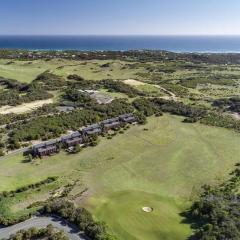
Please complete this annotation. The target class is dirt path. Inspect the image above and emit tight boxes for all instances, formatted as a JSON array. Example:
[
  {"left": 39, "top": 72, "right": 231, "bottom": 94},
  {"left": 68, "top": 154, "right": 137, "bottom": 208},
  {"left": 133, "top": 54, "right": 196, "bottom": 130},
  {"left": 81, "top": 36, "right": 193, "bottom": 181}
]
[
  {"left": 0, "top": 99, "right": 53, "bottom": 115},
  {"left": 153, "top": 85, "right": 177, "bottom": 101},
  {"left": 123, "top": 79, "right": 177, "bottom": 101}
]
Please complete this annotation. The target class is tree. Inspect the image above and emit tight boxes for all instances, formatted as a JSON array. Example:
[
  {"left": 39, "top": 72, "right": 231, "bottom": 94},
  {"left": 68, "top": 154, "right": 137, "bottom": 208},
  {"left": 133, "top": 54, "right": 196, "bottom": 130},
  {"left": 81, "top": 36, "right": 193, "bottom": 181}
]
[
  {"left": 74, "top": 144, "right": 81, "bottom": 153},
  {"left": 0, "top": 149, "right": 4, "bottom": 156},
  {"left": 27, "top": 154, "right": 32, "bottom": 162}
]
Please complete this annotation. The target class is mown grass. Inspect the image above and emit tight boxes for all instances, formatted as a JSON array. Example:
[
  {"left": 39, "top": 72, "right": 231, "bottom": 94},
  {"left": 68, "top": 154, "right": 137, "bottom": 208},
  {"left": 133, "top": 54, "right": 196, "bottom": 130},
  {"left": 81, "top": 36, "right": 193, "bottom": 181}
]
[
  {"left": 0, "top": 115, "right": 240, "bottom": 239},
  {"left": 93, "top": 191, "right": 190, "bottom": 240}
]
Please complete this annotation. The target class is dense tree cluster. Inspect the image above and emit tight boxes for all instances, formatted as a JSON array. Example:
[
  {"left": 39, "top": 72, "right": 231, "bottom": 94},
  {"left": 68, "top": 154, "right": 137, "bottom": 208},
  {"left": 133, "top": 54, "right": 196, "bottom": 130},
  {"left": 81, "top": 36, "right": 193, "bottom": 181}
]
[
  {"left": 9, "top": 110, "right": 99, "bottom": 142},
  {"left": 132, "top": 98, "right": 160, "bottom": 116},
  {"left": 0, "top": 76, "right": 27, "bottom": 90},
  {"left": 33, "top": 71, "right": 66, "bottom": 90},
  {"left": 101, "top": 79, "right": 144, "bottom": 98},
  {"left": 3, "top": 49, "right": 240, "bottom": 64},
  {"left": 67, "top": 74, "right": 85, "bottom": 81},
  {"left": 185, "top": 164, "right": 240, "bottom": 240},
  {"left": 0, "top": 87, "right": 52, "bottom": 107},
  {"left": 67, "top": 77, "right": 97, "bottom": 90},
  {"left": 213, "top": 97, "right": 240, "bottom": 113},
  {"left": 61, "top": 88, "right": 96, "bottom": 107},
  {"left": 6, "top": 225, "right": 68, "bottom": 240},
  {"left": 0, "top": 76, "right": 53, "bottom": 107},
  {"left": 6, "top": 93, "right": 240, "bottom": 150},
  {"left": 42, "top": 199, "right": 117, "bottom": 240},
  {"left": 0, "top": 104, "right": 58, "bottom": 126},
  {"left": 152, "top": 98, "right": 207, "bottom": 120},
  {"left": 180, "top": 74, "right": 236, "bottom": 88},
  {"left": 201, "top": 112, "right": 240, "bottom": 132},
  {"left": 9, "top": 99, "right": 134, "bottom": 144}
]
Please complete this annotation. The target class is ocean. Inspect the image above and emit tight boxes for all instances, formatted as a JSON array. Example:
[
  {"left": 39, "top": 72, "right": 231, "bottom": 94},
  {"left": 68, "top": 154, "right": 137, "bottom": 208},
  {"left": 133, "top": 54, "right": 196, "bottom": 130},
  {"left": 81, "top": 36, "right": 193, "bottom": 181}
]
[{"left": 1, "top": 35, "right": 240, "bottom": 53}]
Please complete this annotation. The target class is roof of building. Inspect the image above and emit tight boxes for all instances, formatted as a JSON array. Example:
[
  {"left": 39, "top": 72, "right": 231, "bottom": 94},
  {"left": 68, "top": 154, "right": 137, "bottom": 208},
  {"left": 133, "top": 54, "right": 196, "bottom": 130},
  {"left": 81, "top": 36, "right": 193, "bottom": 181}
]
[
  {"left": 61, "top": 131, "right": 81, "bottom": 141},
  {"left": 38, "top": 145, "right": 57, "bottom": 153},
  {"left": 66, "top": 137, "right": 82, "bottom": 144},
  {"left": 119, "top": 113, "right": 134, "bottom": 118},
  {"left": 101, "top": 117, "right": 120, "bottom": 124},
  {"left": 45, "top": 140, "right": 58, "bottom": 146},
  {"left": 104, "top": 122, "right": 120, "bottom": 128},
  {"left": 33, "top": 140, "right": 57, "bottom": 150},
  {"left": 84, "top": 128, "right": 102, "bottom": 135},
  {"left": 33, "top": 142, "right": 45, "bottom": 149},
  {"left": 57, "top": 106, "right": 75, "bottom": 112},
  {"left": 83, "top": 124, "right": 101, "bottom": 131}
]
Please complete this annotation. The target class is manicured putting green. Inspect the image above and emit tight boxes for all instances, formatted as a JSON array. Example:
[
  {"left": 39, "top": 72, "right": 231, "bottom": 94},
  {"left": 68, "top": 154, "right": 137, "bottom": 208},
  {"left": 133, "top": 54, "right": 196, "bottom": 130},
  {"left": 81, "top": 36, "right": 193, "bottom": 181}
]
[{"left": 93, "top": 191, "right": 191, "bottom": 240}]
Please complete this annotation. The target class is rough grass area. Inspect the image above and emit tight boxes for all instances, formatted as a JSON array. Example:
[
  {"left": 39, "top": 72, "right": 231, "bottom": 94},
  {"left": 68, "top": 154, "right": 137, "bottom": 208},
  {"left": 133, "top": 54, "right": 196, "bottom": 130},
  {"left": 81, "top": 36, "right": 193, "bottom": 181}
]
[
  {"left": 0, "top": 115, "right": 240, "bottom": 239},
  {"left": 0, "top": 59, "right": 146, "bottom": 83}
]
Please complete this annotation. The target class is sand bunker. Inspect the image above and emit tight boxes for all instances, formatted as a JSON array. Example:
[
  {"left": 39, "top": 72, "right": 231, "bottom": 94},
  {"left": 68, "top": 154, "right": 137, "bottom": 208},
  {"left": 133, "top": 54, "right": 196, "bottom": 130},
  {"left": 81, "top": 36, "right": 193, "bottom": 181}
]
[
  {"left": 142, "top": 207, "right": 153, "bottom": 213},
  {"left": 124, "top": 79, "right": 145, "bottom": 86}
]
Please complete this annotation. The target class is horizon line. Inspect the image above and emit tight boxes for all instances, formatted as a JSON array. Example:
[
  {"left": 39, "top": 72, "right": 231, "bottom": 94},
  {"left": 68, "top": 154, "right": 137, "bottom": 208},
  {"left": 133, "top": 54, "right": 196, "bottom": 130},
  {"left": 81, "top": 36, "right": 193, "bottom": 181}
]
[{"left": 1, "top": 34, "right": 240, "bottom": 37}]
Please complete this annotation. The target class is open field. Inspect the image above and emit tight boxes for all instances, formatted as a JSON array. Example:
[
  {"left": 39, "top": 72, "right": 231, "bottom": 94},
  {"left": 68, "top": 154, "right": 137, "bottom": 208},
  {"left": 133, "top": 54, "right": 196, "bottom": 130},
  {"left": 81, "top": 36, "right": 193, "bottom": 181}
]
[
  {"left": 0, "top": 59, "right": 147, "bottom": 83},
  {"left": 0, "top": 115, "right": 240, "bottom": 239},
  {"left": 1, "top": 58, "right": 240, "bottom": 105}
]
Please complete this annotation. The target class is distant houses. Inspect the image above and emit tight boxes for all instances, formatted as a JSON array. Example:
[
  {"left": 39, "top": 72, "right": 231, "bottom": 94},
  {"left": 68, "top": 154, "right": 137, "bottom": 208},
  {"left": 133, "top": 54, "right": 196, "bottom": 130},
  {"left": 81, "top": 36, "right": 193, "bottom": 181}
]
[{"left": 31, "top": 113, "right": 136, "bottom": 158}]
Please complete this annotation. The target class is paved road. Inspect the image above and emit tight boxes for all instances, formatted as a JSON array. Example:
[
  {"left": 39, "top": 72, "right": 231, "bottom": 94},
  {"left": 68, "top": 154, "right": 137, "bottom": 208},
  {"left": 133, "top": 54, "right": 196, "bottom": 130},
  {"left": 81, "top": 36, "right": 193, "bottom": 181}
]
[{"left": 0, "top": 216, "right": 88, "bottom": 240}]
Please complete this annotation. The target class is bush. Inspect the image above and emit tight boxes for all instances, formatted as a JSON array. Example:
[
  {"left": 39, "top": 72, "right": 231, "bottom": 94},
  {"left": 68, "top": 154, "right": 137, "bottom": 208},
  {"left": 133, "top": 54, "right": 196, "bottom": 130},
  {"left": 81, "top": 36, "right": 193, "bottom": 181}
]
[
  {"left": 42, "top": 199, "right": 117, "bottom": 240},
  {"left": 184, "top": 164, "right": 240, "bottom": 239}
]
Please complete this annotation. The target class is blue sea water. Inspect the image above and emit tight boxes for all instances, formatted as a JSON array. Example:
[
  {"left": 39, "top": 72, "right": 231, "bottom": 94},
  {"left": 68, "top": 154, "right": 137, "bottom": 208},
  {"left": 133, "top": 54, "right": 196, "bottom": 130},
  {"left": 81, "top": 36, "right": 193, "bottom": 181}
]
[{"left": 1, "top": 35, "right": 240, "bottom": 53}]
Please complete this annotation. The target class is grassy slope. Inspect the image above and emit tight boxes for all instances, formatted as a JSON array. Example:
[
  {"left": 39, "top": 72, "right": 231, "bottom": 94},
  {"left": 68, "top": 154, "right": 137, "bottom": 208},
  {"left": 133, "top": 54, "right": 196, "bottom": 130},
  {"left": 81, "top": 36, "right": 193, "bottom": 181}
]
[
  {"left": 0, "top": 59, "right": 54, "bottom": 83},
  {"left": 0, "top": 115, "right": 240, "bottom": 239},
  {"left": 84, "top": 116, "right": 240, "bottom": 240},
  {"left": 0, "top": 59, "right": 145, "bottom": 83}
]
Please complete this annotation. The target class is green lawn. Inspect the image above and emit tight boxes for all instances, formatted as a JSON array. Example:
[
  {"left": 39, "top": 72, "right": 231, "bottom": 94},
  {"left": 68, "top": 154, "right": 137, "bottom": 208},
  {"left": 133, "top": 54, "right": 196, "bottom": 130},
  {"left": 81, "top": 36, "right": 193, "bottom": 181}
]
[
  {"left": 0, "top": 115, "right": 240, "bottom": 240},
  {"left": 0, "top": 59, "right": 55, "bottom": 83}
]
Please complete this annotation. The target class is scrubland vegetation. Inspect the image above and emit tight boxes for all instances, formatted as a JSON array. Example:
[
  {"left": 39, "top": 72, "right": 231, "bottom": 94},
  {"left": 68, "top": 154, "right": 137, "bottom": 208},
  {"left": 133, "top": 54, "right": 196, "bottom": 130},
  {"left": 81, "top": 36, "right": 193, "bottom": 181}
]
[{"left": 0, "top": 50, "right": 240, "bottom": 240}]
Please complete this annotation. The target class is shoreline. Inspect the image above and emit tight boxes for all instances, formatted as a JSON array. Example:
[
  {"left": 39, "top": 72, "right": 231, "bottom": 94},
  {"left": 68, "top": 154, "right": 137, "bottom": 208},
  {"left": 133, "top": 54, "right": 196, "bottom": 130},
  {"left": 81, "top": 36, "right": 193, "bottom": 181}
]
[{"left": 2, "top": 35, "right": 240, "bottom": 53}]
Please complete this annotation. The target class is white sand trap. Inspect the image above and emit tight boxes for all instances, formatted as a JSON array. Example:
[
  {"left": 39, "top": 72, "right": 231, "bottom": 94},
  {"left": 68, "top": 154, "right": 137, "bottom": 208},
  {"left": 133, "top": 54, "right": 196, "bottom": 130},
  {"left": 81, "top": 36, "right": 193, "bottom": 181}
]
[
  {"left": 124, "top": 79, "right": 146, "bottom": 86},
  {"left": 0, "top": 99, "right": 53, "bottom": 114},
  {"left": 142, "top": 207, "right": 153, "bottom": 213}
]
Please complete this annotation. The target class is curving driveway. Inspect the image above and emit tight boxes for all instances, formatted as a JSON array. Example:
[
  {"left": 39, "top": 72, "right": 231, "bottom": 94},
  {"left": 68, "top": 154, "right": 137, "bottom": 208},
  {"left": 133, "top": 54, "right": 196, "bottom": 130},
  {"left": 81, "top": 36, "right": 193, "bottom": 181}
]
[{"left": 0, "top": 216, "right": 88, "bottom": 240}]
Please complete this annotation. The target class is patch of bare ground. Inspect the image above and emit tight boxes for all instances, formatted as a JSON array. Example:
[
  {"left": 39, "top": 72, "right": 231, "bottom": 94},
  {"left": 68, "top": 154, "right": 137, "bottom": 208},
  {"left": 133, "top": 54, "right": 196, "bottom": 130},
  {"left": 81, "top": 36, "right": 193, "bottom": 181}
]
[
  {"left": 123, "top": 79, "right": 145, "bottom": 86},
  {"left": 153, "top": 85, "right": 178, "bottom": 101},
  {"left": 227, "top": 112, "right": 240, "bottom": 120},
  {"left": 0, "top": 99, "right": 53, "bottom": 114},
  {"left": 123, "top": 78, "right": 178, "bottom": 101}
]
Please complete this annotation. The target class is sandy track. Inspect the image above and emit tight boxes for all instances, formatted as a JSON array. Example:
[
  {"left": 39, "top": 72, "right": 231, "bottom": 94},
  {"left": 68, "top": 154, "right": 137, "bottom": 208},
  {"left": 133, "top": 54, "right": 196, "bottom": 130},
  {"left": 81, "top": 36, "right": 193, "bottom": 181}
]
[
  {"left": 123, "top": 79, "right": 145, "bottom": 86},
  {"left": 0, "top": 99, "right": 53, "bottom": 114},
  {"left": 123, "top": 79, "right": 177, "bottom": 100}
]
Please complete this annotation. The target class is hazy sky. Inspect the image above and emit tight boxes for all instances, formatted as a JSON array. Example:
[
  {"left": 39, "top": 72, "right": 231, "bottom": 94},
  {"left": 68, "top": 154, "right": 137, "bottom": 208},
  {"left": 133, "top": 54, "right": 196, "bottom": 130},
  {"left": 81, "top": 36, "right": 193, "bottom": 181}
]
[{"left": 1, "top": 0, "right": 240, "bottom": 35}]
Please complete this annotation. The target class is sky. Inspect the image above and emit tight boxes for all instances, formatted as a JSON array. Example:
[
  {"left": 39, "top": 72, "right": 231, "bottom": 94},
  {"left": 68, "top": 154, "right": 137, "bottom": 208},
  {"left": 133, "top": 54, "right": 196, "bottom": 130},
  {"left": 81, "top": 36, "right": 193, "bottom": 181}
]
[{"left": 1, "top": 0, "right": 240, "bottom": 35}]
